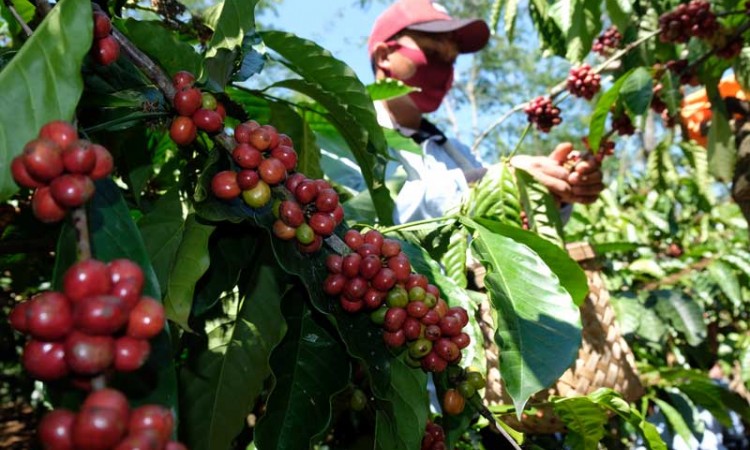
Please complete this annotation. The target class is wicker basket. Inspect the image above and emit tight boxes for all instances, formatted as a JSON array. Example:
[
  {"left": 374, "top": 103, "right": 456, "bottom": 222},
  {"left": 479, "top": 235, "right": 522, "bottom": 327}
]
[{"left": 475, "top": 242, "right": 644, "bottom": 433}]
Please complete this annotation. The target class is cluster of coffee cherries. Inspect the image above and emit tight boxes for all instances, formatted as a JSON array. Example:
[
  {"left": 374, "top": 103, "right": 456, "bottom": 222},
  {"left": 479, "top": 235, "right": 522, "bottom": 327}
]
[
  {"left": 272, "top": 174, "right": 344, "bottom": 253},
  {"left": 566, "top": 64, "right": 601, "bottom": 100},
  {"left": 420, "top": 421, "right": 446, "bottom": 450},
  {"left": 592, "top": 25, "right": 621, "bottom": 57},
  {"left": 38, "top": 388, "right": 187, "bottom": 450},
  {"left": 9, "top": 258, "right": 164, "bottom": 382},
  {"left": 650, "top": 84, "right": 677, "bottom": 127},
  {"left": 658, "top": 0, "right": 718, "bottom": 44},
  {"left": 442, "top": 366, "right": 486, "bottom": 416},
  {"left": 665, "top": 59, "right": 700, "bottom": 86},
  {"left": 709, "top": 28, "right": 744, "bottom": 60},
  {"left": 92, "top": 11, "right": 120, "bottom": 66},
  {"left": 611, "top": 112, "right": 635, "bottom": 136},
  {"left": 580, "top": 137, "right": 615, "bottom": 164},
  {"left": 525, "top": 96, "right": 562, "bottom": 133},
  {"left": 10, "top": 121, "right": 113, "bottom": 223},
  {"left": 211, "top": 121, "right": 298, "bottom": 211},
  {"left": 323, "top": 229, "right": 471, "bottom": 373},
  {"left": 169, "top": 71, "right": 226, "bottom": 146}
]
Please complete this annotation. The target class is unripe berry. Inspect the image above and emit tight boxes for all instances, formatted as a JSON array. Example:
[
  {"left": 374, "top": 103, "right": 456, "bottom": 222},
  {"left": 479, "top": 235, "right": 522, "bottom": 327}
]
[
  {"left": 241, "top": 180, "right": 271, "bottom": 208},
  {"left": 201, "top": 92, "right": 217, "bottom": 110}
]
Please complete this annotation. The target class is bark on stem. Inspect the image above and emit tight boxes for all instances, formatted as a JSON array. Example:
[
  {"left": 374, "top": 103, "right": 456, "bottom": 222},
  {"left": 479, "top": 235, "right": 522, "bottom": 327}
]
[{"left": 72, "top": 207, "right": 92, "bottom": 261}]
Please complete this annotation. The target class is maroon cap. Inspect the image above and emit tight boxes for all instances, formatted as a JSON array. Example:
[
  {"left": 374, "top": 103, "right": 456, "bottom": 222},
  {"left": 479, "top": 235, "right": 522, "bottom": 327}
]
[{"left": 367, "top": 0, "right": 491, "bottom": 57}]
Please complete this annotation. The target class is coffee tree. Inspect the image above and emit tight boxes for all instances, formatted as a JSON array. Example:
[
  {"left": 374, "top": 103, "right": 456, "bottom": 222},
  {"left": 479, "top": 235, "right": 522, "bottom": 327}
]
[{"left": 1, "top": 0, "right": 749, "bottom": 449}]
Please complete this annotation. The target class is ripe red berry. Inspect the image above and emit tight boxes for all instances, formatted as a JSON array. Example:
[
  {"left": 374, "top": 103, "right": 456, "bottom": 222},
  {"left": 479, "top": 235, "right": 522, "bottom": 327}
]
[
  {"left": 525, "top": 96, "right": 562, "bottom": 133},
  {"left": 216, "top": 102, "right": 226, "bottom": 119},
  {"left": 50, "top": 174, "right": 95, "bottom": 208},
  {"left": 371, "top": 268, "right": 396, "bottom": 291},
  {"left": 421, "top": 309, "right": 440, "bottom": 326},
  {"left": 173, "top": 88, "right": 202, "bottom": 117},
  {"left": 442, "top": 389, "right": 465, "bottom": 414},
  {"left": 128, "top": 405, "right": 174, "bottom": 445},
  {"left": 172, "top": 71, "right": 195, "bottom": 90},
  {"left": 63, "top": 259, "right": 112, "bottom": 303},
  {"left": 567, "top": 64, "right": 601, "bottom": 100},
  {"left": 169, "top": 116, "right": 197, "bottom": 146},
  {"left": 93, "top": 12, "right": 112, "bottom": 39},
  {"left": 424, "top": 324, "right": 441, "bottom": 341},
  {"left": 434, "top": 338, "right": 460, "bottom": 362},
  {"left": 87, "top": 144, "right": 113, "bottom": 180},
  {"left": 10, "top": 156, "right": 44, "bottom": 188},
  {"left": 364, "top": 230, "right": 384, "bottom": 249},
  {"left": 261, "top": 125, "right": 280, "bottom": 148},
  {"left": 438, "top": 315, "right": 462, "bottom": 337},
  {"left": 323, "top": 273, "right": 347, "bottom": 296},
  {"left": 592, "top": 25, "right": 621, "bottom": 56},
  {"left": 232, "top": 143, "right": 263, "bottom": 169},
  {"left": 126, "top": 297, "right": 165, "bottom": 339},
  {"left": 110, "top": 279, "right": 141, "bottom": 312},
  {"left": 270, "top": 145, "right": 298, "bottom": 171},
  {"left": 357, "top": 243, "right": 379, "bottom": 258},
  {"left": 248, "top": 127, "right": 272, "bottom": 151},
  {"left": 237, "top": 169, "right": 260, "bottom": 190},
  {"left": 341, "top": 253, "right": 362, "bottom": 278},
  {"left": 309, "top": 212, "right": 335, "bottom": 236},
  {"left": 165, "top": 441, "right": 189, "bottom": 450},
  {"left": 272, "top": 219, "right": 297, "bottom": 240},
  {"left": 406, "top": 274, "right": 429, "bottom": 291},
  {"left": 27, "top": 292, "right": 73, "bottom": 341},
  {"left": 382, "top": 329, "right": 406, "bottom": 348},
  {"left": 343, "top": 277, "right": 368, "bottom": 299},
  {"left": 23, "top": 138, "right": 63, "bottom": 182},
  {"left": 381, "top": 239, "right": 401, "bottom": 258},
  {"left": 39, "top": 409, "right": 76, "bottom": 450},
  {"left": 23, "top": 340, "right": 68, "bottom": 381},
  {"left": 421, "top": 350, "right": 448, "bottom": 373},
  {"left": 234, "top": 121, "right": 260, "bottom": 144},
  {"left": 211, "top": 170, "right": 240, "bottom": 200},
  {"left": 258, "top": 157, "right": 287, "bottom": 185},
  {"left": 65, "top": 331, "right": 115, "bottom": 375},
  {"left": 297, "top": 234, "right": 323, "bottom": 253},
  {"left": 108, "top": 259, "right": 144, "bottom": 291},
  {"left": 39, "top": 121, "right": 78, "bottom": 149},
  {"left": 452, "top": 332, "right": 470, "bottom": 349},
  {"left": 358, "top": 254, "right": 381, "bottom": 280},
  {"left": 315, "top": 188, "right": 339, "bottom": 213},
  {"left": 62, "top": 140, "right": 97, "bottom": 174},
  {"left": 285, "top": 173, "right": 306, "bottom": 193},
  {"left": 402, "top": 317, "right": 423, "bottom": 340},
  {"left": 114, "top": 431, "right": 162, "bottom": 450},
  {"left": 294, "top": 180, "right": 319, "bottom": 204},
  {"left": 72, "top": 407, "right": 127, "bottom": 450},
  {"left": 192, "top": 109, "right": 223, "bottom": 133},
  {"left": 407, "top": 301, "right": 429, "bottom": 319},
  {"left": 114, "top": 336, "right": 151, "bottom": 372},
  {"left": 388, "top": 253, "right": 411, "bottom": 281},
  {"left": 363, "top": 288, "right": 386, "bottom": 309},
  {"left": 94, "top": 36, "right": 120, "bottom": 66},
  {"left": 9, "top": 301, "right": 30, "bottom": 333},
  {"left": 279, "top": 200, "right": 304, "bottom": 227},
  {"left": 384, "top": 307, "right": 407, "bottom": 332},
  {"left": 82, "top": 389, "right": 130, "bottom": 423},
  {"left": 74, "top": 295, "right": 129, "bottom": 335},
  {"left": 447, "top": 307, "right": 469, "bottom": 327},
  {"left": 325, "top": 254, "right": 343, "bottom": 273},
  {"left": 32, "top": 187, "right": 67, "bottom": 223}
]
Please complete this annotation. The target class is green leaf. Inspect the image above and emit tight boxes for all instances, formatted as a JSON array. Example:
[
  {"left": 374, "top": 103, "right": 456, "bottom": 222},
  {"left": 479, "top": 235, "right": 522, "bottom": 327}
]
[
  {"left": 267, "top": 99, "right": 323, "bottom": 180},
  {"left": 467, "top": 162, "right": 522, "bottom": 226},
  {"left": 652, "top": 398, "right": 694, "bottom": 446},
  {"left": 440, "top": 225, "right": 469, "bottom": 289},
  {"left": 205, "top": 0, "right": 258, "bottom": 59},
  {"left": 620, "top": 67, "right": 653, "bottom": 115},
  {"left": 260, "top": 30, "right": 393, "bottom": 224},
  {"left": 528, "top": 0, "right": 567, "bottom": 58},
  {"left": 705, "top": 84, "right": 736, "bottom": 181},
  {"left": 0, "top": 0, "right": 91, "bottom": 201},
  {"left": 514, "top": 169, "right": 565, "bottom": 247},
  {"left": 670, "top": 373, "right": 749, "bottom": 427},
  {"left": 366, "top": 78, "right": 418, "bottom": 101},
  {"left": 708, "top": 260, "right": 742, "bottom": 308},
  {"left": 254, "top": 288, "right": 349, "bottom": 450},
  {"left": 464, "top": 218, "right": 581, "bottom": 413},
  {"left": 679, "top": 141, "right": 713, "bottom": 205},
  {"left": 180, "top": 249, "right": 286, "bottom": 450},
  {"left": 549, "top": 0, "right": 601, "bottom": 62},
  {"left": 0, "top": 0, "right": 35, "bottom": 41},
  {"left": 588, "top": 69, "right": 633, "bottom": 153},
  {"left": 383, "top": 128, "right": 422, "bottom": 155},
  {"left": 137, "top": 189, "right": 184, "bottom": 295},
  {"left": 650, "top": 290, "right": 707, "bottom": 346},
  {"left": 505, "top": 0, "right": 520, "bottom": 39},
  {"left": 374, "top": 358, "right": 428, "bottom": 450},
  {"left": 733, "top": 47, "right": 750, "bottom": 94},
  {"left": 610, "top": 294, "right": 668, "bottom": 342},
  {"left": 554, "top": 397, "right": 607, "bottom": 450},
  {"left": 605, "top": 0, "right": 632, "bottom": 32},
  {"left": 115, "top": 19, "right": 201, "bottom": 77},
  {"left": 488, "top": 0, "right": 503, "bottom": 36},
  {"left": 163, "top": 215, "right": 215, "bottom": 331},
  {"left": 645, "top": 139, "right": 678, "bottom": 192},
  {"left": 586, "top": 389, "right": 666, "bottom": 450}
]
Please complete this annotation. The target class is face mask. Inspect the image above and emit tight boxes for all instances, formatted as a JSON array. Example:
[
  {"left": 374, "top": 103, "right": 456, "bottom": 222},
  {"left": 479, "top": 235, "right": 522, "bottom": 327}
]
[{"left": 391, "top": 44, "right": 454, "bottom": 113}]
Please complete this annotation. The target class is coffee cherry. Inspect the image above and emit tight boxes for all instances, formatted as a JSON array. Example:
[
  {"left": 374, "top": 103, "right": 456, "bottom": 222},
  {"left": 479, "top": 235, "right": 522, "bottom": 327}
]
[
  {"left": 192, "top": 109, "right": 223, "bottom": 133},
  {"left": 343, "top": 277, "right": 368, "bottom": 299},
  {"left": 237, "top": 170, "right": 260, "bottom": 190},
  {"left": 384, "top": 307, "right": 407, "bottom": 332},
  {"left": 408, "top": 338, "right": 432, "bottom": 359},
  {"left": 457, "top": 381, "right": 476, "bottom": 399},
  {"left": 113, "top": 431, "right": 162, "bottom": 450},
  {"left": 39, "top": 409, "right": 76, "bottom": 450},
  {"left": 73, "top": 407, "right": 127, "bottom": 450},
  {"left": 74, "top": 295, "right": 129, "bottom": 335},
  {"left": 424, "top": 324, "right": 441, "bottom": 341},
  {"left": 262, "top": 125, "right": 280, "bottom": 148},
  {"left": 442, "top": 389, "right": 465, "bottom": 415},
  {"left": 371, "top": 268, "right": 396, "bottom": 291},
  {"left": 309, "top": 212, "right": 335, "bottom": 236},
  {"left": 108, "top": 259, "right": 144, "bottom": 291},
  {"left": 90, "top": 144, "right": 114, "bottom": 180},
  {"left": 65, "top": 331, "right": 115, "bottom": 375},
  {"left": 567, "top": 64, "right": 601, "bottom": 100},
  {"left": 165, "top": 441, "right": 188, "bottom": 450},
  {"left": 10, "top": 156, "right": 44, "bottom": 188},
  {"left": 50, "top": 174, "right": 95, "bottom": 208},
  {"left": 385, "top": 286, "right": 409, "bottom": 308},
  {"left": 294, "top": 223, "right": 315, "bottom": 245},
  {"left": 341, "top": 253, "right": 362, "bottom": 278},
  {"left": 356, "top": 243, "right": 379, "bottom": 258},
  {"left": 94, "top": 36, "right": 120, "bottom": 66},
  {"left": 409, "top": 286, "right": 426, "bottom": 302},
  {"left": 110, "top": 280, "right": 141, "bottom": 312},
  {"left": 350, "top": 389, "right": 367, "bottom": 411},
  {"left": 452, "top": 332, "right": 470, "bottom": 349},
  {"left": 364, "top": 230, "right": 384, "bottom": 250},
  {"left": 422, "top": 293, "right": 437, "bottom": 309},
  {"left": 248, "top": 127, "right": 273, "bottom": 151},
  {"left": 421, "top": 309, "right": 440, "bottom": 326},
  {"left": 323, "top": 273, "right": 347, "bottom": 296},
  {"left": 525, "top": 96, "right": 562, "bottom": 133},
  {"left": 211, "top": 170, "right": 240, "bottom": 200},
  {"left": 172, "top": 71, "right": 195, "bottom": 90},
  {"left": 23, "top": 138, "right": 63, "bottom": 182},
  {"left": 315, "top": 188, "right": 339, "bottom": 213},
  {"left": 272, "top": 220, "right": 297, "bottom": 241},
  {"left": 82, "top": 389, "right": 130, "bottom": 423},
  {"left": 61, "top": 140, "right": 97, "bottom": 174},
  {"left": 358, "top": 254, "right": 381, "bottom": 280},
  {"left": 612, "top": 112, "right": 635, "bottom": 136},
  {"left": 381, "top": 239, "right": 401, "bottom": 258},
  {"left": 421, "top": 350, "right": 447, "bottom": 372},
  {"left": 294, "top": 180, "right": 319, "bottom": 204},
  {"left": 232, "top": 143, "right": 262, "bottom": 169},
  {"left": 382, "top": 329, "right": 406, "bottom": 348},
  {"left": 325, "top": 254, "right": 343, "bottom": 273},
  {"left": 340, "top": 296, "right": 364, "bottom": 313},
  {"left": 658, "top": 0, "right": 718, "bottom": 44},
  {"left": 126, "top": 297, "right": 165, "bottom": 340},
  {"left": 241, "top": 180, "right": 271, "bottom": 208},
  {"left": 407, "top": 301, "right": 429, "bottom": 319},
  {"left": 169, "top": 117, "right": 197, "bottom": 146},
  {"left": 32, "top": 187, "right": 67, "bottom": 223},
  {"left": 363, "top": 288, "right": 385, "bottom": 309},
  {"left": 402, "top": 317, "right": 423, "bottom": 340},
  {"left": 234, "top": 121, "right": 260, "bottom": 144},
  {"left": 9, "top": 301, "right": 30, "bottom": 333},
  {"left": 93, "top": 12, "right": 112, "bottom": 39},
  {"left": 39, "top": 121, "right": 78, "bottom": 150},
  {"left": 447, "top": 307, "right": 469, "bottom": 327},
  {"left": 27, "top": 292, "right": 73, "bottom": 341},
  {"left": 387, "top": 254, "right": 411, "bottom": 281},
  {"left": 284, "top": 173, "right": 306, "bottom": 194},
  {"left": 439, "top": 315, "right": 462, "bottom": 337},
  {"left": 63, "top": 259, "right": 112, "bottom": 303},
  {"left": 434, "top": 338, "right": 460, "bottom": 362},
  {"left": 466, "top": 371, "right": 486, "bottom": 390},
  {"left": 592, "top": 25, "right": 621, "bottom": 56},
  {"left": 173, "top": 88, "right": 202, "bottom": 117},
  {"left": 114, "top": 336, "right": 150, "bottom": 372},
  {"left": 201, "top": 92, "right": 217, "bottom": 111},
  {"left": 270, "top": 145, "right": 297, "bottom": 171},
  {"left": 279, "top": 200, "right": 304, "bottom": 227},
  {"left": 370, "top": 307, "right": 388, "bottom": 325},
  {"left": 23, "top": 340, "right": 68, "bottom": 380}
]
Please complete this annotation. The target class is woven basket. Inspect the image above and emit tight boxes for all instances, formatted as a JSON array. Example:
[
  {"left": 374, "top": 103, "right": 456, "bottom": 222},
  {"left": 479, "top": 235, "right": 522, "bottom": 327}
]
[{"left": 475, "top": 242, "right": 644, "bottom": 433}]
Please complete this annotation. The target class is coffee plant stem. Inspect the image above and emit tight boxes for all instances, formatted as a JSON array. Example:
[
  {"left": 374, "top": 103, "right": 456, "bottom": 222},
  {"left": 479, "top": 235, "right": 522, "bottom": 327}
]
[
  {"left": 109, "top": 26, "right": 177, "bottom": 101},
  {"left": 505, "top": 123, "right": 532, "bottom": 160},
  {"left": 91, "top": 374, "right": 107, "bottom": 391},
  {"left": 379, "top": 214, "right": 459, "bottom": 234},
  {"left": 468, "top": 396, "right": 522, "bottom": 450},
  {"left": 72, "top": 207, "right": 92, "bottom": 261},
  {"left": 470, "top": 103, "right": 527, "bottom": 155},
  {"left": 3, "top": 0, "right": 32, "bottom": 36}
]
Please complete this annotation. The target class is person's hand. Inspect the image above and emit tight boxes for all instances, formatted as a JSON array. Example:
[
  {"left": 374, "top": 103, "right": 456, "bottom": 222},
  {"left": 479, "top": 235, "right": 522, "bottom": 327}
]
[
  {"left": 509, "top": 143, "right": 574, "bottom": 203},
  {"left": 566, "top": 150, "right": 605, "bottom": 205}
]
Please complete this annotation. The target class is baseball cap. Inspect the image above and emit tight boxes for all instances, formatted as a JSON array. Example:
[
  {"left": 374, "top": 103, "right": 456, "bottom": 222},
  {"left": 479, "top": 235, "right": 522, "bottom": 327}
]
[{"left": 367, "top": 0, "right": 491, "bottom": 57}]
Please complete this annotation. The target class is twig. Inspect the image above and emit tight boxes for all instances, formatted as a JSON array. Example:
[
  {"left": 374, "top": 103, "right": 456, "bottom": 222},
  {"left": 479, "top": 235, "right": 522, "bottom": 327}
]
[
  {"left": 642, "top": 258, "right": 713, "bottom": 291},
  {"left": 469, "top": 396, "right": 522, "bottom": 450},
  {"left": 71, "top": 207, "right": 91, "bottom": 260},
  {"left": 109, "top": 27, "right": 176, "bottom": 101},
  {"left": 4, "top": 0, "right": 33, "bottom": 37},
  {"left": 470, "top": 103, "right": 527, "bottom": 155}
]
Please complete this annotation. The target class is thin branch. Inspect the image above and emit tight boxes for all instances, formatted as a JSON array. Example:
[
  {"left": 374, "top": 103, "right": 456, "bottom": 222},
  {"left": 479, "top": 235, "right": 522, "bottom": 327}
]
[
  {"left": 72, "top": 207, "right": 92, "bottom": 260},
  {"left": 4, "top": 0, "right": 33, "bottom": 37},
  {"left": 109, "top": 27, "right": 176, "bottom": 101},
  {"left": 469, "top": 396, "right": 522, "bottom": 450},
  {"left": 642, "top": 258, "right": 713, "bottom": 291}
]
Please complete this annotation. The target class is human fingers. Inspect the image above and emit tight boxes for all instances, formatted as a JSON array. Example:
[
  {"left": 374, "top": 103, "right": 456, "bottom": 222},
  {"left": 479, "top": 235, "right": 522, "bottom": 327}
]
[
  {"left": 571, "top": 183, "right": 604, "bottom": 198},
  {"left": 548, "top": 142, "right": 574, "bottom": 163},
  {"left": 569, "top": 170, "right": 603, "bottom": 185},
  {"left": 535, "top": 173, "right": 572, "bottom": 200}
]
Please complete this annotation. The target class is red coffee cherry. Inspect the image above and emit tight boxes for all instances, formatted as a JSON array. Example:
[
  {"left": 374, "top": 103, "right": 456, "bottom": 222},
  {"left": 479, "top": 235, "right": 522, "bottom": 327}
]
[
  {"left": 173, "top": 88, "right": 202, "bottom": 117},
  {"left": 382, "top": 329, "right": 406, "bottom": 348},
  {"left": 387, "top": 253, "right": 411, "bottom": 282},
  {"left": 39, "top": 121, "right": 78, "bottom": 150},
  {"left": 114, "top": 336, "right": 151, "bottom": 372},
  {"left": 284, "top": 173, "right": 306, "bottom": 193},
  {"left": 442, "top": 389, "right": 465, "bottom": 415},
  {"left": 126, "top": 297, "right": 165, "bottom": 340},
  {"left": 110, "top": 279, "right": 141, "bottom": 312},
  {"left": 108, "top": 259, "right": 144, "bottom": 292},
  {"left": 248, "top": 127, "right": 272, "bottom": 151},
  {"left": 94, "top": 36, "right": 120, "bottom": 66},
  {"left": 344, "top": 230, "right": 364, "bottom": 250},
  {"left": 358, "top": 254, "right": 381, "bottom": 280},
  {"left": 371, "top": 268, "right": 396, "bottom": 291},
  {"left": 357, "top": 243, "right": 379, "bottom": 258},
  {"left": 232, "top": 144, "right": 262, "bottom": 169},
  {"left": 270, "top": 145, "right": 298, "bottom": 171},
  {"left": 258, "top": 157, "right": 287, "bottom": 185},
  {"left": 10, "top": 156, "right": 44, "bottom": 188},
  {"left": 363, "top": 288, "right": 386, "bottom": 309},
  {"left": 308, "top": 212, "right": 335, "bottom": 236},
  {"left": 341, "top": 253, "right": 362, "bottom": 278},
  {"left": 32, "top": 187, "right": 67, "bottom": 223},
  {"left": 65, "top": 331, "right": 115, "bottom": 375},
  {"left": 343, "top": 277, "right": 368, "bottom": 299},
  {"left": 27, "top": 292, "right": 73, "bottom": 341},
  {"left": 279, "top": 200, "right": 304, "bottom": 227},
  {"left": 272, "top": 219, "right": 297, "bottom": 240},
  {"left": 23, "top": 138, "right": 63, "bottom": 182},
  {"left": 294, "top": 180, "right": 318, "bottom": 204},
  {"left": 9, "top": 301, "right": 30, "bottom": 333},
  {"left": 297, "top": 234, "right": 323, "bottom": 253},
  {"left": 438, "top": 315, "right": 462, "bottom": 337},
  {"left": 447, "top": 307, "right": 469, "bottom": 327},
  {"left": 62, "top": 140, "right": 97, "bottom": 174},
  {"left": 434, "top": 338, "right": 460, "bottom": 362},
  {"left": 261, "top": 125, "right": 279, "bottom": 149},
  {"left": 524, "top": 96, "right": 562, "bottom": 133},
  {"left": 381, "top": 239, "right": 401, "bottom": 258},
  {"left": 192, "top": 109, "right": 223, "bottom": 133},
  {"left": 82, "top": 389, "right": 131, "bottom": 423},
  {"left": 128, "top": 405, "right": 174, "bottom": 446},
  {"left": 50, "top": 174, "right": 95, "bottom": 208},
  {"left": 234, "top": 121, "right": 260, "bottom": 144},
  {"left": 325, "top": 254, "right": 343, "bottom": 273},
  {"left": 315, "top": 188, "right": 339, "bottom": 213},
  {"left": 237, "top": 170, "right": 259, "bottom": 190},
  {"left": 407, "top": 301, "right": 429, "bottom": 319},
  {"left": 113, "top": 431, "right": 162, "bottom": 450},
  {"left": 165, "top": 441, "right": 188, "bottom": 450},
  {"left": 93, "top": 12, "right": 112, "bottom": 39},
  {"left": 211, "top": 171, "right": 240, "bottom": 200},
  {"left": 421, "top": 350, "right": 448, "bottom": 373},
  {"left": 421, "top": 309, "right": 440, "bottom": 327},
  {"left": 215, "top": 102, "right": 226, "bottom": 119},
  {"left": 364, "top": 230, "right": 384, "bottom": 249},
  {"left": 172, "top": 71, "right": 195, "bottom": 90},
  {"left": 323, "top": 274, "right": 347, "bottom": 296},
  {"left": 72, "top": 406, "right": 127, "bottom": 450},
  {"left": 384, "top": 307, "right": 407, "bottom": 332},
  {"left": 73, "top": 295, "right": 129, "bottom": 335},
  {"left": 169, "top": 117, "right": 197, "bottom": 146},
  {"left": 23, "top": 340, "right": 68, "bottom": 381},
  {"left": 63, "top": 259, "right": 112, "bottom": 303},
  {"left": 452, "top": 332, "right": 470, "bottom": 349},
  {"left": 402, "top": 317, "right": 423, "bottom": 340},
  {"left": 90, "top": 144, "right": 114, "bottom": 180},
  {"left": 38, "top": 409, "right": 75, "bottom": 450}
]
